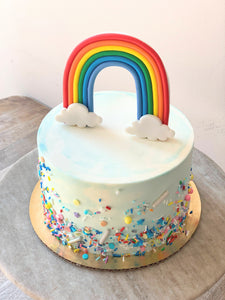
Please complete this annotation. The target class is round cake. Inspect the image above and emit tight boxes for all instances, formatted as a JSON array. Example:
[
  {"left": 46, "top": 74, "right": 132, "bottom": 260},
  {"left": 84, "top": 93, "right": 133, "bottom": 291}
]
[
  {"left": 37, "top": 91, "right": 194, "bottom": 257},
  {"left": 36, "top": 33, "right": 195, "bottom": 265}
]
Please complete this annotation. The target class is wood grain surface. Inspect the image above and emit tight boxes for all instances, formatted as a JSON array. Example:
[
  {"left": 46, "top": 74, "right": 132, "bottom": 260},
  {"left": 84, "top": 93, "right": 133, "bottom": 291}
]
[
  {"left": 0, "top": 96, "right": 49, "bottom": 300},
  {"left": 0, "top": 96, "right": 50, "bottom": 170}
]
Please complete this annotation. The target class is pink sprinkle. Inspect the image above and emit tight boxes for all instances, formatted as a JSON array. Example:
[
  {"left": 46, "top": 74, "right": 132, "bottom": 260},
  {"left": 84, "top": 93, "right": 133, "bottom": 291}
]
[
  {"left": 105, "top": 256, "right": 108, "bottom": 264},
  {"left": 64, "top": 226, "right": 71, "bottom": 232},
  {"left": 188, "top": 188, "right": 193, "bottom": 194},
  {"left": 185, "top": 194, "right": 191, "bottom": 201},
  {"left": 140, "top": 246, "right": 146, "bottom": 252}
]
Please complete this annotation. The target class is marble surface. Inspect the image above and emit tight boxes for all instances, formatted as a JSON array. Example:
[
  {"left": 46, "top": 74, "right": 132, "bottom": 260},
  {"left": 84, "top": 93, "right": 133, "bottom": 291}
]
[{"left": 0, "top": 148, "right": 225, "bottom": 300}]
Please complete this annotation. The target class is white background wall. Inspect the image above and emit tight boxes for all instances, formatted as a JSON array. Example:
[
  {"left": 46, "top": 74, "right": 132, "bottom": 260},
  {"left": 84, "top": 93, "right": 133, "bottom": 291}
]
[{"left": 0, "top": 0, "right": 224, "bottom": 170}]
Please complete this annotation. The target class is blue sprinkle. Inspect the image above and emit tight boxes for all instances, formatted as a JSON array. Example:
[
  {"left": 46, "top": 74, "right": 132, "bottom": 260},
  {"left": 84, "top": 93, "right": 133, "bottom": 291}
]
[
  {"left": 137, "top": 219, "right": 145, "bottom": 225},
  {"left": 108, "top": 243, "right": 115, "bottom": 249},
  {"left": 82, "top": 253, "right": 89, "bottom": 260},
  {"left": 70, "top": 226, "right": 76, "bottom": 232}
]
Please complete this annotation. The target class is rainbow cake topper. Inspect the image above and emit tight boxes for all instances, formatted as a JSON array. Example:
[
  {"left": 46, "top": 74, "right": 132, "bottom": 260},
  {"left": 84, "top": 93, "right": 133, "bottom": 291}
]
[
  {"left": 63, "top": 33, "right": 169, "bottom": 124},
  {"left": 56, "top": 33, "right": 175, "bottom": 141}
]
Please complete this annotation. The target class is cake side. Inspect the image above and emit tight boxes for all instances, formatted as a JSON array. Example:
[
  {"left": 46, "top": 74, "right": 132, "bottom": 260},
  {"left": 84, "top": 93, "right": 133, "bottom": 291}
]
[{"left": 37, "top": 91, "right": 194, "bottom": 258}]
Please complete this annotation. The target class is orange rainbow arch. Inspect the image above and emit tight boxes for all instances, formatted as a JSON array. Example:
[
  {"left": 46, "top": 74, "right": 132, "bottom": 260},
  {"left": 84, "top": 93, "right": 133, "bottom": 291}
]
[{"left": 63, "top": 33, "right": 169, "bottom": 124}]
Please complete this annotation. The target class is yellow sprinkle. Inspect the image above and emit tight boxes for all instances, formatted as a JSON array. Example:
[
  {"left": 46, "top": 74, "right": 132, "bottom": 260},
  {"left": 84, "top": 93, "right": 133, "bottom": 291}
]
[
  {"left": 51, "top": 187, "right": 54, "bottom": 191},
  {"left": 48, "top": 176, "right": 51, "bottom": 181},
  {"left": 125, "top": 253, "right": 131, "bottom": 257},
  {"left": 73, "top": 249, "right": 80, "bottom": 253},
  {"left": 124, "top": 216, "right": 132, "bottom": 224},
  {"left": 73, "top": 199, "right": 80, "bottom": 206},
  {"left": 177, "top": 199, "right": 183, "bottom": 203},
  {"left": 185, "top": 202, "right": 188, "bottom": 207},
  {"left": 179, "top": 226, "right": 182, "bottom": 232},
  {"left": 100, "top": 220, "right": 108, "bottom": 227},
  {"left": 190, "top": 174, "right": 194, "bottom": 180},
  {"left": 125, "top": 234, "right": 129, "bottom": 241},
  {"left": 46, "top": 187, "right": 49, "bottom": 192},
  {"left": 50, "top": 228, "right": 55, "bottom": 232},
  {"left": 168, "top": 201, "right": 174, "bottom": 206},
  {"left": 45, "top": 203, "right": 52, "bottom": 209},
  {"left": 177, "top": 211, "right": 180, "bottom": 215}
]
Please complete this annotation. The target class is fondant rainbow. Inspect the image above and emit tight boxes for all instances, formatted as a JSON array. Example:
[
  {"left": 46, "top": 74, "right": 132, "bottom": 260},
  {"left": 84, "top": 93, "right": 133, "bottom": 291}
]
[{"left": 63, "top": 33, "right": 169, "bottom": 124}]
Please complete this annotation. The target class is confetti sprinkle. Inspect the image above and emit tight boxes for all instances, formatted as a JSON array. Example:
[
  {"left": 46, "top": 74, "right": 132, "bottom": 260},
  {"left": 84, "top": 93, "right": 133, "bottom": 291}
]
[
  {"left": 124, "top": 216, "right": 132, "bottom": 224},
  {"left": 152, "top": 190, "right": 169, "bottom": 208},
  {"left": 39, "top": 159, "right": 193, "bottom": 260},
  {"left": 137, "top": 219, "right": 145, "bottom": 225},
  {"left": 108, "top": 243, "right": 115, "bottom": 249},
  {"left": 100, "top": 220, "right": 108, "bottom": 227},
  {"left": 73, "top": 199, "right": 80, "bottom": 206},
  {"left": 99, "top": 229, "right": 110, "bottom": 244},
  {"left": 82, "top": 253, "right": 89, "bottom": 260},
  {"left": 74, "top": 212, "right": 80, "bottom": 218},
  {"left": 185, "top": 194, "right": 191, "bottom": 201}
]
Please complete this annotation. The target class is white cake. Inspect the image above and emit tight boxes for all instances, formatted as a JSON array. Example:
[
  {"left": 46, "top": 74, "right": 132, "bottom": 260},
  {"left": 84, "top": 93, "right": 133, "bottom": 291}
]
[{"left": 37, "top": 91, "right": 194, "bottom": 258}]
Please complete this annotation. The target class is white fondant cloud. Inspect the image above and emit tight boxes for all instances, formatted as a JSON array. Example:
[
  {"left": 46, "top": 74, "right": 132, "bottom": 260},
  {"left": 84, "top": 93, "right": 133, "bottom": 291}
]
[
  {"left": 55, "top": 103, "right": 102, "bottom": 127},
  {"left": 126, "top": 114, "right": 175, "bottom": 141}
]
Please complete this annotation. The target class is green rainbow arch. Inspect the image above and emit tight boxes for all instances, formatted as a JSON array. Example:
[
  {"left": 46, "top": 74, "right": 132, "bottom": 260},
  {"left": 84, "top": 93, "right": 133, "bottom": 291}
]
[{"left": 78, "top": 51, "right": 153, "bottom": 115}]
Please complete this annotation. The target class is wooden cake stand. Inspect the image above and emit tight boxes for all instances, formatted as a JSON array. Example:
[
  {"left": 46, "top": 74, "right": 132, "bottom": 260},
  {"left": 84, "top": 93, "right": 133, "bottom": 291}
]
[{"left": 0, "top": 148, "right": 225, "bottom": 299}]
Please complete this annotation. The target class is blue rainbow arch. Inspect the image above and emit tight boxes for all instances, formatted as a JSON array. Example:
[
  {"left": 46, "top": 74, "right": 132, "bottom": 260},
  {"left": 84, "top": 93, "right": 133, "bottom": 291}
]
[{"left": 83, "top": 56, "right": 148, "bottom": 119}]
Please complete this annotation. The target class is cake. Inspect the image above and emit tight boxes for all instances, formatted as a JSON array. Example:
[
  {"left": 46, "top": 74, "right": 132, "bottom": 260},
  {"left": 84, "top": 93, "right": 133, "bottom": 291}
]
[{"left": 37, "top": 34, "right": 194, "bottom": 265}]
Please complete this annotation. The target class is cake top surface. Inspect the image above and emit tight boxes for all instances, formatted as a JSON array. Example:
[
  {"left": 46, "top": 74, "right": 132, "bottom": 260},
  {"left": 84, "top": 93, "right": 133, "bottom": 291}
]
[{"left": 38, "top": 91, "right": 194, "bottom": 184}]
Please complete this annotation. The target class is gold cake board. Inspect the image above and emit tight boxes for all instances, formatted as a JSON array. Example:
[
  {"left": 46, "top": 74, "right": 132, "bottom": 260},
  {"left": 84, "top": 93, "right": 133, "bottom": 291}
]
[{"left": 29, "top": 181, "right": 201, "bottom": 270}]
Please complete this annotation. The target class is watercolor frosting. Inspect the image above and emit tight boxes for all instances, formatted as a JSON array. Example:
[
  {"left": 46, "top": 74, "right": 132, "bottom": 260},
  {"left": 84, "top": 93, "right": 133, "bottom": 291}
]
[{"left": 37, "top": 91, "right": 194, "bottom": 259}]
